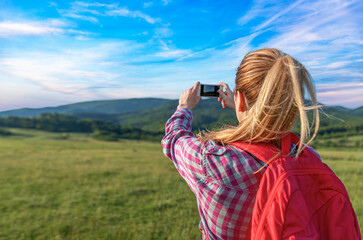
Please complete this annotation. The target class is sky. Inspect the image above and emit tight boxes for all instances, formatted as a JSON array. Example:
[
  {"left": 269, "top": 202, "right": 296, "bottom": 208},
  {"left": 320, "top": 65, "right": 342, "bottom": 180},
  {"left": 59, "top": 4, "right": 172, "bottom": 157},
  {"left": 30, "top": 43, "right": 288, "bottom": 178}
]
[{"left": 0, "top": 0, "right": 362, "bottom": 111}]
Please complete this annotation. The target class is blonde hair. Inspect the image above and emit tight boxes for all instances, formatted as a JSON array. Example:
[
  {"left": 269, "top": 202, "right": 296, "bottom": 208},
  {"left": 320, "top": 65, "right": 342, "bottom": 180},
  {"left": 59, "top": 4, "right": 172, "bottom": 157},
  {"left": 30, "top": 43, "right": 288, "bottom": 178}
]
[{"left": 201, "top": 48, "right": 320, "bottom": 157}]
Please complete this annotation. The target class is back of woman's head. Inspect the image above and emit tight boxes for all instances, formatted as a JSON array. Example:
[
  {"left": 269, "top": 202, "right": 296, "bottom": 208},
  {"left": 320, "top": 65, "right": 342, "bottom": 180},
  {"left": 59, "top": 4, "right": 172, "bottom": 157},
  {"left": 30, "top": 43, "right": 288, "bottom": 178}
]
[{"left": 203, "top": 48, "right": 320, "bottom": 156}]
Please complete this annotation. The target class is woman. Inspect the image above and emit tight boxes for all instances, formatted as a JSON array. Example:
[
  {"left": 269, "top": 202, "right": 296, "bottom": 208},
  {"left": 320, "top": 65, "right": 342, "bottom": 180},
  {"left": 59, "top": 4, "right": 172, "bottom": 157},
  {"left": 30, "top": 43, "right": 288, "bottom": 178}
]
[{"left": 162, "top": 48, "right": 327, "bottom": 239}]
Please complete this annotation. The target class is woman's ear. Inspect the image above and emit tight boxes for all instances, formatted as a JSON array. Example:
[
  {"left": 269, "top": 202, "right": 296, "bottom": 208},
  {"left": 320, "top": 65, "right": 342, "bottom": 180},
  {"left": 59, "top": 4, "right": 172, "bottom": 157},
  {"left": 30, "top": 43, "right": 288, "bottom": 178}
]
[{"left": 237, "top": 91, "right": 245, "bottom": 112}]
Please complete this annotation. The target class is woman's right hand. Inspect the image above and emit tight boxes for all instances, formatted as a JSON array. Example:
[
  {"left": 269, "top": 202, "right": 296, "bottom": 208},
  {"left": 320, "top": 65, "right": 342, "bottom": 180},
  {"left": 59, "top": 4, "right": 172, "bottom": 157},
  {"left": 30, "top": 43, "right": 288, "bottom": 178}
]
[
  {"left": 177, "top": 82, "right": 202, "bottom": 110},
  {"left": 218, "top": 82, "right": 235, "bottom": 110}
]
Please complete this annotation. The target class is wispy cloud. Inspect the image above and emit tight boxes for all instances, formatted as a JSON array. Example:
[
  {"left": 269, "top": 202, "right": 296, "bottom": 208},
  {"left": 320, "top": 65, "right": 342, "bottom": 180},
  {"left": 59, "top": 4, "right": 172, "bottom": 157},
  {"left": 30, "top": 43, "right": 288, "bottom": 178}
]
[
  {"left": 254, "top": 0, "right": 303, "bottom": 31},
  {"left": 237, "top": 0, "right": 277, "bottom": 26},
  {"left": 177, "top": 32, "right": 260, "bottom": 66},
  {"left": 234, "top": 0, "right": 363, "bottom": 107},
  {"left": 71, "top": 1, "right": 118, "bottom": 8},
  {"left": 0, "top": 41, "right": 142, "bottom": 98},
  {"left": 58, "top": 1, "right": 161, "bottom": 24},
  {"left": 317, "top": 83, "right": 363, "bottom": 108},
  {"left": 58, "top": 1, "right": 104, "bottom": 23},
  {"left": 255, "top": 0, "right": 362, "bottom": 66},
  {"left": 0, "top": 21, "right": 63, "bottom": 37},
  {"left": 106, "top": 8, "right": 161, "bottom": 24},
  {"left": 62, "top": 13, "right": 99, "bottom": 23},
  {"left": 155, "top": 40, "right": 191, "bottom": 58},
  {"left": 0, "top": 0, "right": 361, "bottom": 110},
  {"left": 317, "top": 83, "right": 363, "bottom": 93},
  {"left": 0, "top": 19, "right": 95, "bottom": 39},
  {"left": 0, "top": 36, "right": 198, "bottom": 106}
]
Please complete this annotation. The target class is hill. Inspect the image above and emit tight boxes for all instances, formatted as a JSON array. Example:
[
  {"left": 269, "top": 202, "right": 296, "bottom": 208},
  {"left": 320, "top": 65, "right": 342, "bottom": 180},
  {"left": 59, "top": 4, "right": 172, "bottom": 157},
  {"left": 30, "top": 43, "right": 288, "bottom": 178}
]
[
  {"left": 0, "top": 98, "right": 362, "bottom": 138},
  {"left": 114, "top": 99, "right": 238, "bottom": 132},
  {"left": 352, "top": 106, "right": 363, "bottom": 117},
  {"left": 0, "top": 98, "right": 171, "bottom": 117},
  {"left": 98, "top": 99, "right": 363, "bottom": 133}
]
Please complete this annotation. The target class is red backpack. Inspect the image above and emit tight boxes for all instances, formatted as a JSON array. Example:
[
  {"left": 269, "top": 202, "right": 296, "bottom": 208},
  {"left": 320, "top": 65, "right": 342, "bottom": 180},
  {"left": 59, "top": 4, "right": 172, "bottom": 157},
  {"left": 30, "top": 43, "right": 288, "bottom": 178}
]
[{"left": 230, "top": 132, "right": 361, "bottom": 240}]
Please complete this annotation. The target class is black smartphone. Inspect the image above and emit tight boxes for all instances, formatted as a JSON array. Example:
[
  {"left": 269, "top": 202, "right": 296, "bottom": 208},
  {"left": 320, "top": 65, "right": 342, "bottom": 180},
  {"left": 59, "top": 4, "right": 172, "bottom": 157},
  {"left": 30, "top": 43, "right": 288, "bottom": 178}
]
[{"left": 199, "top": 84, "right": 221, "bottom": 97}]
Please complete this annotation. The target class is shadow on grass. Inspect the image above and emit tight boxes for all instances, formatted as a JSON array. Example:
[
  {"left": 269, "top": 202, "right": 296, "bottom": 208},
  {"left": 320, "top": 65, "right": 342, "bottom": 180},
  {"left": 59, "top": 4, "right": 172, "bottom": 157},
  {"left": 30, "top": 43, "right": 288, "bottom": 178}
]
[{"left": 0, "top": 128, "right": 35, "bottom": 138}]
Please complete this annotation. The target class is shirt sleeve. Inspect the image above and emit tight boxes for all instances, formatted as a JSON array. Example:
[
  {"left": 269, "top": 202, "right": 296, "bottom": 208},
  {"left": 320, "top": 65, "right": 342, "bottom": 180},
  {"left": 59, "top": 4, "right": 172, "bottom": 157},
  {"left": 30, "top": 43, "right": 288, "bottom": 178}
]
[{"left": 161, "top": 108, "right": 205, "bottom": 193}]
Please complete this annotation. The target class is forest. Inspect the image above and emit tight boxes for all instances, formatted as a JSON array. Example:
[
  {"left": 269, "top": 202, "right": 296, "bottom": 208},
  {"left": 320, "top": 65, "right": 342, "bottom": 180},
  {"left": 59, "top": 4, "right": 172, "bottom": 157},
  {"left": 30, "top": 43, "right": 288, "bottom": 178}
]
[{"left": 0, "top": 113, "right": 163, "bottom": 141}]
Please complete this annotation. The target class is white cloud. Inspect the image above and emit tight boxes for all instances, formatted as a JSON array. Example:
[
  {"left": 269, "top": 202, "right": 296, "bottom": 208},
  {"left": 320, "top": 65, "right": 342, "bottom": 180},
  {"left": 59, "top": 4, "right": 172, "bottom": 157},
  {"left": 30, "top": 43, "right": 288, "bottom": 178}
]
[
  {"left": 0, "top": 41, "right": 145, "bottom": 100},
  {"left": 177, "top": 33, "right": 259, "bottom": 65},
  {"left": 47, "top": 19, "right": 70, "bottom": 27},
  {"left": 0, "top": 19, "right": 94, "bottom": 39},
  {"left": 155, "top": 49, "right": 190, "bottom": 58},
  {"left": 0, "top": 21, "right": 63, "bottom": 37},
  {"left": 1, "top": 57, "right": 113, "bottom": 95},
  {"left": 316, "top": 83, "right": 363, "bottom": 108},
  {"left": 237, "top": 0, "right": 363, "bottom": 89},
  {"left": 317, "top": 83, "right": 363, "bottom": 92},
  {"left": 324, "top": 61, "right": 351, "bottom": 69},
  {"left": 75, "top": 35, "right": 90, "bottom": 40},
  {"left": 106, "top": 8, "right": 161, "bottom": 24},
  {"left": 62, "top": 13, "right": 99, "bottom": 23},
  {"left": 71, "top": 2, "right": 118, "bottom": 8},
  {"left": 59, "top": 1, "right": 161, "bottom": 24},
  {"left": 237, "top": 0, "right": 276, "bottom": 26},
  {"left": 254, "top": 0, "right": 303, "bottom": 31},
  {"left": 173, "top": 0, "right": 362, "bottom": 107},
  {"left": 58, "top": 1, "right": 113, "bottom": 23},
  {"left": 1, "top": 0, "right": 361, "bottom": 110}
]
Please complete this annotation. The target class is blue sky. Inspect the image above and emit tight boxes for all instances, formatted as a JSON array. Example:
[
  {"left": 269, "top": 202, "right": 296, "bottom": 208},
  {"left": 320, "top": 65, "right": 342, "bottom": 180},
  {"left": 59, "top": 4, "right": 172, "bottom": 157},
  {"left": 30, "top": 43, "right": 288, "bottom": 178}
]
[{"left": 0, "top": 0, "right": 362, "bottom": 111}]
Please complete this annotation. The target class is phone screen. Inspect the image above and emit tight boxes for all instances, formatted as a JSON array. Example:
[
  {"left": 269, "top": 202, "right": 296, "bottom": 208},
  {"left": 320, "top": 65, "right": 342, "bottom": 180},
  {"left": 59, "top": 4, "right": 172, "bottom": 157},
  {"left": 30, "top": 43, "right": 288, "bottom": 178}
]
[{"left": 200, "top": 84, "right": 220, "bottom": 97}]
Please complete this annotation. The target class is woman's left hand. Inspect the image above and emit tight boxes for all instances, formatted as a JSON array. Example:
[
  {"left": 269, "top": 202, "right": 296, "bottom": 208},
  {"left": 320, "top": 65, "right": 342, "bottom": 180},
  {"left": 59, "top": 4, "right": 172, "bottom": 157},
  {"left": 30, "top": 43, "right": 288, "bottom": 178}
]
[
  {"left": 218, "top": 82, "right": 235, "bottom": 110},
  {"left": 177, "top": 82, "right": 202, "bottom": 110}
]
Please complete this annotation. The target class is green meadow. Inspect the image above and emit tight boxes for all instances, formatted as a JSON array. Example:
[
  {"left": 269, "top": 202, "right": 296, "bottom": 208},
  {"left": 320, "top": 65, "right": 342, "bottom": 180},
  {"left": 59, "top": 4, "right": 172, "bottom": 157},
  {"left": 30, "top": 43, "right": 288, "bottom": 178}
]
[{"left": 0, "top": 129, "right": 362, "bottom": 239}]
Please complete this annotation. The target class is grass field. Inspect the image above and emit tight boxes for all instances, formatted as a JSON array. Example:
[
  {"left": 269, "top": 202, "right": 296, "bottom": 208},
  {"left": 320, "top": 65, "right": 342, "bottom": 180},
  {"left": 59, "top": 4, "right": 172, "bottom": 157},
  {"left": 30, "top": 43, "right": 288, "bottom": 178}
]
[{"left": 0, "top": 129, "right": 362, "bottom": 239}]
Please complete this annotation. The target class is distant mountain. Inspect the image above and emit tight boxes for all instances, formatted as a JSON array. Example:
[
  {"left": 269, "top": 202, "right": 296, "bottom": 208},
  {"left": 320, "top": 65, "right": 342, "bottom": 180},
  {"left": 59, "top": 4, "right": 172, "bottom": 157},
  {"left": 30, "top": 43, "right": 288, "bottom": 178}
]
[
  {"left": 114, "top": 100, "right": 363, "bottom": 133},
  {"left": 114, "top": 99, "right": 238, "bottom": 132},
  {"left": 0, "top": 98, "right": 362, "bottom": 134},
  {"left": 0, "top": 98, "right": 171, "bottom": 117},
  {"left": 352, "top": 106, "right": 363, "bottom": 117}
]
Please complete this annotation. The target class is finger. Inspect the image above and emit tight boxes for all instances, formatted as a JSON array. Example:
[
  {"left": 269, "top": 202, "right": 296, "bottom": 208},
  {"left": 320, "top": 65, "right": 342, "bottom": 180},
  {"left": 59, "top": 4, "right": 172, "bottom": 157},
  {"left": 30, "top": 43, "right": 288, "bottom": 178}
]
[
  {"left": 218, "top": 82, "right": 231, "bottom": 92},
  {"left": 218, "top": 89, "right": 224, "bottom": 96},
  {"left": 192, "top": 81, "right": 200, "bottom": 92},
  {"left": 219, "top": 90, "right": 228, "bottom": 98}
]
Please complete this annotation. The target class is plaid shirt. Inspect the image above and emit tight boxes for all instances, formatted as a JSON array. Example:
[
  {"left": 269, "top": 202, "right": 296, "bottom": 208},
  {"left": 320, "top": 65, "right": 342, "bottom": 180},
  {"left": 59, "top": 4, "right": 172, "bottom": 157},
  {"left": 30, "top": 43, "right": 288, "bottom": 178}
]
[{"left": 161, "top": 108, "right": 266, "bottom": 240}]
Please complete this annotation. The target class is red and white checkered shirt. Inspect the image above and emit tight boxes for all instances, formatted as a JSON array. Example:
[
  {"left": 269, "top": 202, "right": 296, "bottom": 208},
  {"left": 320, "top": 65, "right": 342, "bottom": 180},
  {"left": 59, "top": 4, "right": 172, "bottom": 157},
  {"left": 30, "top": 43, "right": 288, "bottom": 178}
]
[{"left": 161, "top": 108, "right": 267, "bottom": 240}]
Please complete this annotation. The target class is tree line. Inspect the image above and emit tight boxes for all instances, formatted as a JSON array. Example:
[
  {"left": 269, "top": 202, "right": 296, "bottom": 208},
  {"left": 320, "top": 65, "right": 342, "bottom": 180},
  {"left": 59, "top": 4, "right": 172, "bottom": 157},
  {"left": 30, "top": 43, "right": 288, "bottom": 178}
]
[
  {"left": 0, "top": 112, "right": 362, "bottom": 143},
  {"left": 0, "top": 113, "right": 163, "bottom": 141}
]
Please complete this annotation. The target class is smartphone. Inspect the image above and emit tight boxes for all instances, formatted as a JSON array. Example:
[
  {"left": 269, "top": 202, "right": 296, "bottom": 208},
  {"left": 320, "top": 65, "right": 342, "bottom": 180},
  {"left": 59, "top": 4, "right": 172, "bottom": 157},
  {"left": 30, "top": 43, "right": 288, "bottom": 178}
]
[{"left": 199, "top": 84, "right": 221, "bottom": 98}]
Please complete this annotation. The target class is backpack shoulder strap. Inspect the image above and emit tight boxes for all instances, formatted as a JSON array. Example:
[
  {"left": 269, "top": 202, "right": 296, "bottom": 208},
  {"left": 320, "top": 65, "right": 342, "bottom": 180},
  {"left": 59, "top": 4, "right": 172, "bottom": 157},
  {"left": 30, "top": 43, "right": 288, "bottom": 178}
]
[{"left": 229, "top": 132, "right": 303, "bottom": 163}]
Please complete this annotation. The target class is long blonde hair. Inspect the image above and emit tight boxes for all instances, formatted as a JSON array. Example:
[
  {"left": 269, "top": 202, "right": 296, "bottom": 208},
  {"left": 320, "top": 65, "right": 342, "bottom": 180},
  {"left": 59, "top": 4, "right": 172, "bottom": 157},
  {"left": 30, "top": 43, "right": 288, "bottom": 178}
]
[{"left": 201, "top": 48, "right": 320, "bottom": 157}]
